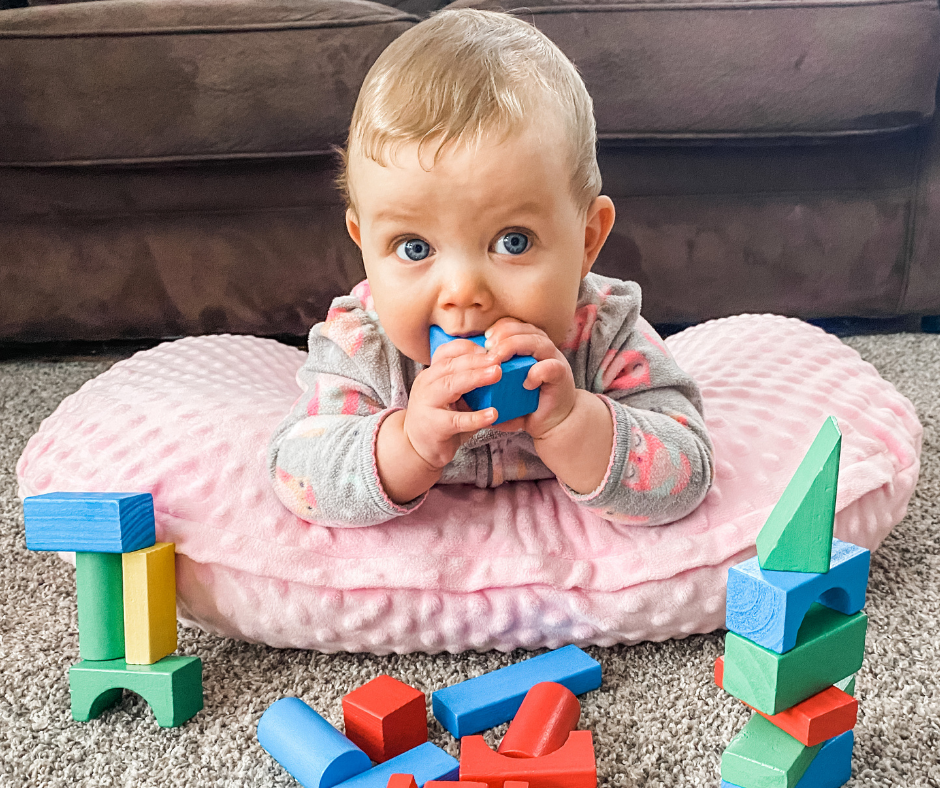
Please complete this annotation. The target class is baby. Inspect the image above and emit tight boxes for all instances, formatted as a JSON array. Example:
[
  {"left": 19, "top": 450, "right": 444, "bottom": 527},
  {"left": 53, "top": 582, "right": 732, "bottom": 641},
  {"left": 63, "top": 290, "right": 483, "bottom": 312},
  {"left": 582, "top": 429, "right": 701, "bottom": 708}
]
[{"left": 268, "top": 7, "right": 715, "bottom": 527}]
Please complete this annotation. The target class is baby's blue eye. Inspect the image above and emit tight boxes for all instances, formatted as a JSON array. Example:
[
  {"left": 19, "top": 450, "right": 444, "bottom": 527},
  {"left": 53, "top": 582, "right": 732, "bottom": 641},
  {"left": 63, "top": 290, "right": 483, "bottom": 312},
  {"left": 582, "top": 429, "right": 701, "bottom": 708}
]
[
  {"left": 395, "top": 238, "right": 431, "bottom": 262},
  {"left": 496, "top": 231, "right": 530, "bottom": 255}
]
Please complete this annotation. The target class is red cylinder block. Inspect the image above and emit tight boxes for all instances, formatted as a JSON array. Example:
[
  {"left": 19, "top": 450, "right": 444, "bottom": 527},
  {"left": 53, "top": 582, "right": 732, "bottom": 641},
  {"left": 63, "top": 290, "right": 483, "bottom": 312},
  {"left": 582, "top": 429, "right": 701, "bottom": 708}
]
[{"left": 497, "top": 681, "right": 581, "bottom": 758}]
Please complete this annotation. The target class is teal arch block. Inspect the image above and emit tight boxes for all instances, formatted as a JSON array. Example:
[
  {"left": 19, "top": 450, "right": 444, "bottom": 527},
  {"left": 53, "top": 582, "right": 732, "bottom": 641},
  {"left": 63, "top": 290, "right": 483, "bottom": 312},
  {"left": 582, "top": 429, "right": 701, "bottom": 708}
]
[
  {"left": 69, "top": 655, "right": 203, "bottom": 727},
  {"left": 24, "top": 492, "right": 156, "bottom": 553},
  {"left": 721, "top": 729, "right": 853, "bottom": 788},
  {"left": 429, "top": 325, "right": 540, "bottom": 425},
  {"left": 726, "top": 538, "right": 871, "bottom": 653}
]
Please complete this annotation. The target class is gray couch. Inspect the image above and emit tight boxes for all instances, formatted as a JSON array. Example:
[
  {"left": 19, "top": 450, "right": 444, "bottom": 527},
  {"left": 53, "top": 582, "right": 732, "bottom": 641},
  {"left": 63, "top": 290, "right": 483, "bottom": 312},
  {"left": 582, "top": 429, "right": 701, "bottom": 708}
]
[{"left": 2, "top": 0, "right": 939, "bottom": 342}]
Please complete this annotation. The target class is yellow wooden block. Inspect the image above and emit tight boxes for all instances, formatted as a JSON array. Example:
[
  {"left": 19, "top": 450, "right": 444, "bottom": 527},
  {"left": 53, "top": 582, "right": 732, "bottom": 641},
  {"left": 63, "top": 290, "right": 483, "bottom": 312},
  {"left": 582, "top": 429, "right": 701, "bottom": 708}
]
[{"left": 122, "top": 542, "right": 178, "bottom": 665}]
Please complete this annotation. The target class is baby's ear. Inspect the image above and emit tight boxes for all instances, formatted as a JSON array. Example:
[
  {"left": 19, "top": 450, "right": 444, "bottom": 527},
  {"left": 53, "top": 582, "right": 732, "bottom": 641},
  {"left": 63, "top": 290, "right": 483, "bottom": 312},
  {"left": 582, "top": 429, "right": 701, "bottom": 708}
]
[
  {"left": 581, "top": 196, "right": 616, "bottom": 277},
  {"left": 345, "top": 208, "right": 363, "bottom": 248}
]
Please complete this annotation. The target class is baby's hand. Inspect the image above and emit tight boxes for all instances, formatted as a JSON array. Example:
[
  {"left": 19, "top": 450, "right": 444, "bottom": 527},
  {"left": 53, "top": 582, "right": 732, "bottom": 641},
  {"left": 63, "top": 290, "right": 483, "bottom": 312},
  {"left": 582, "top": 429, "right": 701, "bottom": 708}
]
[
  {"left": 403, "top": 338, "right": 500, "bottom": 470},
  {"left": 483, "top": 317, "right": 578, "bottom": 440}
]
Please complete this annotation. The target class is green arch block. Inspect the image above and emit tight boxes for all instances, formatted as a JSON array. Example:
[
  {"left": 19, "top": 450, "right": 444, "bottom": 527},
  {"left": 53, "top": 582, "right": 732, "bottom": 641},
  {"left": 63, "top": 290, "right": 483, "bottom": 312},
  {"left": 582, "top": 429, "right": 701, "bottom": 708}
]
[
  {"left": 757, "top": 416, "right": 841, "bottom": 573},
  {"left": 69, "top": 655, "right": 203, "bottom": 728}
]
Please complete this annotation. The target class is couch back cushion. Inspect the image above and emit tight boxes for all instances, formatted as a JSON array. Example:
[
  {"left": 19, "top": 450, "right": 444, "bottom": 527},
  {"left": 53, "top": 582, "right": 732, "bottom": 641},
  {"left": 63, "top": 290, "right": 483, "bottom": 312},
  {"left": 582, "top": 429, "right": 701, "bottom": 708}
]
[
  {"left": 1, "top": 0, "right": 938, "bottom": 166},
  {"left": 0, "top": 0, "right": 418, "bottom": 165}
]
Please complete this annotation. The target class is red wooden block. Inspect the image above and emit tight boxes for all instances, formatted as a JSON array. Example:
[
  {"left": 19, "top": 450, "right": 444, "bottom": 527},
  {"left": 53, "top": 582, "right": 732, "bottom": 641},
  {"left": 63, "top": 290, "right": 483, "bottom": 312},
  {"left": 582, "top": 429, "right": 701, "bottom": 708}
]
[
  {"left": 343, "top": 675, "right": 428, "bottom": 763},
  {"left": 504, "top": 783, "right": 531, "bottom": 787},
  {"left": 460, "top": 730, "right": 596, "bottom": 788},
  {"left": 386, "top": 776, "right": 417, "bottom": 788},
  {"left": 715, "top": 656, "right": 858, "bottom": 746},
  {"left": 424, "top": 783, "right": 487, "bottom": 787},
  {"left": 498, "top": 682, "right": 580, "bottom": 758}
]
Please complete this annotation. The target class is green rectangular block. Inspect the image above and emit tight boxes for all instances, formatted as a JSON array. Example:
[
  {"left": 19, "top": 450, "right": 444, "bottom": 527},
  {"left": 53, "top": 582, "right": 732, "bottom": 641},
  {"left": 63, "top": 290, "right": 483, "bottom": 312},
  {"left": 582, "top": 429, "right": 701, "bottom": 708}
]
[
  {"left": 723, "top": 602, "right": 868, "bottom": 715},
  {"left": 69, "top": 655, "right": 203, "bottom": 728},
  {"left": 722, "top": 713, "right": 824, "bottom": 788},
  {"left": 76, "top": 552, "right": 125, "bottom": 661}
]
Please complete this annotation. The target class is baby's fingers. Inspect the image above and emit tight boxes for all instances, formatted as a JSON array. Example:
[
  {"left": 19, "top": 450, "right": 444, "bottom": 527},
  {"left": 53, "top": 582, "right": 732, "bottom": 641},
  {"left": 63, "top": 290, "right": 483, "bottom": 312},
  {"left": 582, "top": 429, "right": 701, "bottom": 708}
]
[{"left": 447, "top": 405, "right": 498, "bottom": 435}]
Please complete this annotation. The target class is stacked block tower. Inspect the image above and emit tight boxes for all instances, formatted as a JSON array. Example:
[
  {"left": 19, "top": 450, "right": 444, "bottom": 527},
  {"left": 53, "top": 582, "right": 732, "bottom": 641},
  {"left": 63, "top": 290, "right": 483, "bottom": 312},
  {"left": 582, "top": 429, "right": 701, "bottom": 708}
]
[
  {"left": 718, "top": 416, "right": 871, "bottom": 788},
  {"left": 257, "top": 644, "right": 602, "bottom": 787},
  {"left": 23, "top": 491, "right": 203, "bottom": 728}
]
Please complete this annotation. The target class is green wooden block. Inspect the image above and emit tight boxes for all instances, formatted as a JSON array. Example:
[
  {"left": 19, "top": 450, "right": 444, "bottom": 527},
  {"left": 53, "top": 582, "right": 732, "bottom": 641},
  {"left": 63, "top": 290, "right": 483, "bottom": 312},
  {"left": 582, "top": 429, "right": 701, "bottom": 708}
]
[
  {"left": 835, "top": 674, "right": 856, "bottom": 697},
  {"left": 75, "top": 552, "right": 125, "bottom": 661},
  {"left": 722, "top": 713, "right": 824, "bottom": 788},
  {"left": 69, "top": 655, "right": 203, "bottom": 727},
  {"left": 723, "top": 602, "right": 868, "bottom": 715},
  {"left": 756, "top": 416, "right": 841, "bottom": 573}
]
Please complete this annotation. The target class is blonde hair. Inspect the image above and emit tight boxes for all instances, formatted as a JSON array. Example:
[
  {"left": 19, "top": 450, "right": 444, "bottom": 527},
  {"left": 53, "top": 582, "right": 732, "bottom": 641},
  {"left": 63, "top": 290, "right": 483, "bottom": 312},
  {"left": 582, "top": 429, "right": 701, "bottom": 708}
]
[{"left": 332, "top": 7, "right": 603, "bottom": 220}]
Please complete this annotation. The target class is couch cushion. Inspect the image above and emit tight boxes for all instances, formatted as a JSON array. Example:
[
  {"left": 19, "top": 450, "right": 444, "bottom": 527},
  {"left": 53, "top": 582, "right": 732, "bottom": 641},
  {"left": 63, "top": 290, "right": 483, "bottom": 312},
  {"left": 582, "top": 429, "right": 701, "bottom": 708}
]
[
  {"left": 451, "top": 0, "right": 940, "bottom": 139},
  {"left": 0, "top": 0, "right": 418, "bottom": 165}
]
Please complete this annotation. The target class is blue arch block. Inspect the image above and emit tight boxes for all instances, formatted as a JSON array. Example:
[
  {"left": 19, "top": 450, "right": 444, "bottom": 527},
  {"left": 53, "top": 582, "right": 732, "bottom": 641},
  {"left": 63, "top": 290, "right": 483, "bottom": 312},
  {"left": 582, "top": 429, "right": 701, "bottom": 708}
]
[
  {"left": 258, "top": 697, "right": 371, "bottom": 788},
  {"left": 24, "top": 491, "right": 156, "bottom": 553},
  {"left": 726, "top": 539, "right": 870, "bottom": 654},
  {"left": 721, "top": 730, "right": 853, "bottom": 788}
]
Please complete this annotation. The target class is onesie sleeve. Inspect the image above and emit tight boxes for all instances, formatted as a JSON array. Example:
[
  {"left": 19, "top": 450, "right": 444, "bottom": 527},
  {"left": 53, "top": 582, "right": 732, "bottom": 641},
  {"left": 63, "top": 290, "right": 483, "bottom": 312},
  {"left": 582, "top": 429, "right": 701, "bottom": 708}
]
[
  {"left": 560, "top": 275, "right": 715, "bottom": 526},
  {"left": 267, "top": 284, "right": 428, "bottom": 527}
]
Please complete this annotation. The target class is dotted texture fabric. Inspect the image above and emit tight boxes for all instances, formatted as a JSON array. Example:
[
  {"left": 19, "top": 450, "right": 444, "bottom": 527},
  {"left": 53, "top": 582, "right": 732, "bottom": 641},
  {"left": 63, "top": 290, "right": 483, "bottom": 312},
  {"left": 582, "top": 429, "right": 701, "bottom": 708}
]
[{"left": 15, "top": 315, "right": 922, "bottom": 653}]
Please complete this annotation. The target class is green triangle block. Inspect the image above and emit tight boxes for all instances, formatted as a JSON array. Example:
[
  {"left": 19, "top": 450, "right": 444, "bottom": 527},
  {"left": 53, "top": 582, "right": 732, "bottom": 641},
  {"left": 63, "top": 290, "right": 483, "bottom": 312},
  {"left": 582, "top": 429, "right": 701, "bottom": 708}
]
[{"left": 757, "top": 416, "right": 841, "bottom": 573}]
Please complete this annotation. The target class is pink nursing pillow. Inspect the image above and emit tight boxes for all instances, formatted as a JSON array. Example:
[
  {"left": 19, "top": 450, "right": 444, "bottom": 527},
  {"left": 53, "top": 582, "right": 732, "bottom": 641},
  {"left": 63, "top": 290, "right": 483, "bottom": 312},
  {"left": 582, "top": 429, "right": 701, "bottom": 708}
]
[{"left": 16, "top": 315, "right": 921, "bottom": 653}]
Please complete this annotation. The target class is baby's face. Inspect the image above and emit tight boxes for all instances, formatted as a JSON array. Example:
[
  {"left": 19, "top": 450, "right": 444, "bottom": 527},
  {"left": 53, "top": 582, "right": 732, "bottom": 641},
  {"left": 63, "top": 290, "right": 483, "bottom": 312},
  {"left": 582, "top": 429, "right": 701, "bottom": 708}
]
[{"left": 345, "top": 117, "right": 615, "bottom": 365}]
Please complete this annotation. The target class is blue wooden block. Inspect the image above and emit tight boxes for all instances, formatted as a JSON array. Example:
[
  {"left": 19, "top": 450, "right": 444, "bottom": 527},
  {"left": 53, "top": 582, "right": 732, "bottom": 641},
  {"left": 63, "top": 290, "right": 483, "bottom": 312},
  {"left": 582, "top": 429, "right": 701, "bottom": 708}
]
[
  {"left": 726, "top": 538, "right": 870, "bottom": 654},
  {"left": 257, "top": 697, "right": 371, "bottom": 788},
  {"left": 334, "top": 742, "right": 459, "bottom": 787},
  {"left": 720, "top": 729, "right": 853, "bottom": 788},
  {"left": 431, "top": 644, "right": 602, "bottom": 738},
  {"left": 24, "top": 492, "right": 156, "bottom": 553},
  {"left": 429, "top": 325, "right": 540, "bottom": 425}
]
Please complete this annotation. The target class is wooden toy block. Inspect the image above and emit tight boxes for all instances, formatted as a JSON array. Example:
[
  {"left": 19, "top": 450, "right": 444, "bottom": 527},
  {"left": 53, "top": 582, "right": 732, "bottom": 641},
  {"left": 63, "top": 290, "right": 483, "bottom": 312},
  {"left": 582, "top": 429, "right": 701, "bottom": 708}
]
[
  {"left": 726, "top": 538, "right": 870, "bottom": 653},
  {"left": 721, "top": 713, "right": 823, "bottom": 788},
  {"left": 24, "top": 491, "right": 156, "bottom": 553},
  {"left": 459, "top": 730, "right": 596, "bottom": 788},
  {"left": 432, "top": 645, "right": 601, "bottom": 738},
  {"left": 424, "top": 783, "right": 486, "bottom": 787},
  {"left": 75, "top": 551, "right": 125, "bottom": 661},
  {"left": 333, "top": 742, "right": 459, "bottom": 787},
  {"left": 504, "top": 784, "right": 531, "bottom": 788},
  {"left": 123, "top": 542, "right": 178, "bottom": 665},
  {"left": 756, "top": 416, "right": 841, "bottom": 573},
  {"left": 498, "top": 682, "right": 580, "bottom": 758},
  {"left": 69, "top": 654, "right": 202, "bottom": 727},
  {"left": 257, "top": 697, "right": 371, "bottom": 788},
  {"left": 385, "top": 777, "right": 417, "bottom": 788},
  {"left": 834, "top": 674, "right": 856, "bottom": 696},
  {"left": 429, "top": 325, "right": 539, "bottom": 425},
  {"left": 343, "top": 675, "right": 427, "bottom": 763},
  {"left": 723, "top": 603, "right": 868, "bottom": 715},
  {"left": 715, "top": 657, "right": 859, "bottom": 746},
  {"left": 721, "top": 730, "right": 853, "bottom": 788}
]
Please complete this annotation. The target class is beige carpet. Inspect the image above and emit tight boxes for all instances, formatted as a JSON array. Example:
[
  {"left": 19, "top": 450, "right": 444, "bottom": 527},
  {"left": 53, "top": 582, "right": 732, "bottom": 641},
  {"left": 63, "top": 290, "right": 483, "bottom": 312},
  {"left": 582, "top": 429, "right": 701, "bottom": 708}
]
[{"left": 0, "top": 331, "right": 937, "bottom": 787}]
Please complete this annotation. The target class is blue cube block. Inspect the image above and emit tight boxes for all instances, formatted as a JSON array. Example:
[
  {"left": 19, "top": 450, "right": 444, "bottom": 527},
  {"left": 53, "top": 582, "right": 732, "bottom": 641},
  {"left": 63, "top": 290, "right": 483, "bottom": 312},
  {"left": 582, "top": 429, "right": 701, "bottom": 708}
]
[
  {"left": 726, "top": 538, "right": 870, "bottom": 653},
  {"left": 24, "top": 492, "right": 156, "bottom": 553},
  {"left": 429, "top": 325, "right": 540, "bottom": 425},
  {"left": 432, "top": 644, "right": 602, "bottom": 738}
]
